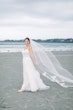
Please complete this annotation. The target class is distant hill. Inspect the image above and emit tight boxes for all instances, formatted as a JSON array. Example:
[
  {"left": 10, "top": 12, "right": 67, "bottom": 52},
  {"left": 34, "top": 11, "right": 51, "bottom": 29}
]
[
  {"left": 33, "top": 38, "right": 73, "bottom": 43},
  {"left": 0, "top": 38, "right": 73, "bottom": 43}
]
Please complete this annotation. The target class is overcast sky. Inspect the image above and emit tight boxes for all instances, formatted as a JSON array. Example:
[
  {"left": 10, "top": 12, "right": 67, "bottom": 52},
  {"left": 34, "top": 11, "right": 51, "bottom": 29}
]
[{"left": 0, "top": 0, "right": 73, "bottom": 40}]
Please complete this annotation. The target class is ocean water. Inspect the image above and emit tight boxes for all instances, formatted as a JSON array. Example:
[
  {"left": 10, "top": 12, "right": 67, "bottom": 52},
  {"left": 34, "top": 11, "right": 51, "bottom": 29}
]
[
  {"left": 41, "top": 43, "right": 73, "bottom": 51},
  {"left": 0, "top": 42, "right": 73, "bottom": 52}
]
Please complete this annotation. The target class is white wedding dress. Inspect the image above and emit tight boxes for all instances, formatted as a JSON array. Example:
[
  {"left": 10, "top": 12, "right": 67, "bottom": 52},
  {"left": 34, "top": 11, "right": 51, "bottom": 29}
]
[{"left": 20, "top": 48, "right": 50, "bottom": 92}]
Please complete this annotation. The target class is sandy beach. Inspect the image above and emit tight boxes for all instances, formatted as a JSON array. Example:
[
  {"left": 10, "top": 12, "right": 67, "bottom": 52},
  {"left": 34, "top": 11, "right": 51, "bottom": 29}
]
[{"left": 0, "top": 51, "right": 73, "bottom": 110}]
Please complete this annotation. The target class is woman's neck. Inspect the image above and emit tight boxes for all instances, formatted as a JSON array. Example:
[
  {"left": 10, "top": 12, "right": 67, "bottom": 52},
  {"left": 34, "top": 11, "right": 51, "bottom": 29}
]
[{"left": 26, "top": 45, "right": 30, "bottom": 49}]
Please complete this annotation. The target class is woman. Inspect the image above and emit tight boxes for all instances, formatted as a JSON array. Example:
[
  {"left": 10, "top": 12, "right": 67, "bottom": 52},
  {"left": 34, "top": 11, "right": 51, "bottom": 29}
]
[
  {"left": 18, "top": 37, "right": 73, "bottom": 92},
  {"left": 18, "top": 38, "right": 50, "bottom": 92}
]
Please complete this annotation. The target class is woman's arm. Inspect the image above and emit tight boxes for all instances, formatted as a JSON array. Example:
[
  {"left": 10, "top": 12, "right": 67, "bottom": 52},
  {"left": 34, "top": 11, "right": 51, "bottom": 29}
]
[{"left": 29, "top": 46, "right": 38, "bottom": 66}]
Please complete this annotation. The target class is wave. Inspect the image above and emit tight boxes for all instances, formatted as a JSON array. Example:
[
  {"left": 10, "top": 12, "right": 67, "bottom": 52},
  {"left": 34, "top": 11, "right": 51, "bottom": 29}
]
[{"left": 0, "top": 43, "right": 73, "bottom": 52}]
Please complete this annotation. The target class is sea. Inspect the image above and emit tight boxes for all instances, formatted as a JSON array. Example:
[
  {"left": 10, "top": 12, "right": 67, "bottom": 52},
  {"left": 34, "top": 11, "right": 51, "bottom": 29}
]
[{"left": 0, "top": 42, "right": 73, "bottom": 52}]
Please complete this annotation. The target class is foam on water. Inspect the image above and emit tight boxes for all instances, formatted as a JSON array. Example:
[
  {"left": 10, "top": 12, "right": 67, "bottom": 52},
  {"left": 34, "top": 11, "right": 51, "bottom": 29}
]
[
  {"left": 0, "top": 47, "right": 73, "bottom": 53},
  {"left": 0, "top": 48, "right": 23, "bottom": 53}
]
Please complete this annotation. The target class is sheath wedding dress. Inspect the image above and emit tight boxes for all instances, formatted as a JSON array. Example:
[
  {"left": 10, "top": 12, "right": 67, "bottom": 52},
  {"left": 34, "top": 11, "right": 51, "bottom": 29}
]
[{"left": 20, "top": 48, "right": 50, "bottom": 92}]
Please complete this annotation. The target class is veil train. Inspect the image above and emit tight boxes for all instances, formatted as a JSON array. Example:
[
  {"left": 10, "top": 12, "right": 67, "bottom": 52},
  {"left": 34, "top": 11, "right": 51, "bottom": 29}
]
[{"left": 30, "top": 39, "right": 73, "bottom": 88}]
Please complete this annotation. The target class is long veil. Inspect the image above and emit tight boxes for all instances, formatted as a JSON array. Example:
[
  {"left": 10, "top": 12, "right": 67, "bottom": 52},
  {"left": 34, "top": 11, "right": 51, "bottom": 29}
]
[{"left": 30, "top": 39, "right": 73, "bottom": 88}]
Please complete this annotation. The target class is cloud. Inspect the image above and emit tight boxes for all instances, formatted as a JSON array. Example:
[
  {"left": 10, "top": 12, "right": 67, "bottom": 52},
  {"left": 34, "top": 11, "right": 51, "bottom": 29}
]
[
  {"left": 0, "top": 0, "right": 73, "bottom": 21},
  {"left": 0, "top": 0, "right": 73, "bottom": 39}
]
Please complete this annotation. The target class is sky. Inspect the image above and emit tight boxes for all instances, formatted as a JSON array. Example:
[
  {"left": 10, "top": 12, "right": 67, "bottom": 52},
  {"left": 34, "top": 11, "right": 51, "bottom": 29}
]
[{"left": 0, "top": 0, "right": 73, "bottom": 40}]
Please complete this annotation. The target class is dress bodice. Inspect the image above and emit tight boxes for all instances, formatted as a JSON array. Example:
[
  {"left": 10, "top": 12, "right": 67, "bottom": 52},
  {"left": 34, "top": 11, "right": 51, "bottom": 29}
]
[{"left": 22, "top": 49, "right": 30, "bottom": 58}]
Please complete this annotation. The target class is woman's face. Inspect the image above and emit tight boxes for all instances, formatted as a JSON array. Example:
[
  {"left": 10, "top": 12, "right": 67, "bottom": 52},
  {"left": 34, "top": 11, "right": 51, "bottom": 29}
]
[{"left": 24, "top": 39, "right": 30, "bottom": 46}]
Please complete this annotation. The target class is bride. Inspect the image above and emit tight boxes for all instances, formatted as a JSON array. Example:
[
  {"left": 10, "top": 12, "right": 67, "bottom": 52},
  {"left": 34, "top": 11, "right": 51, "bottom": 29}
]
[
  {"left": 18, "top": 37, "right": 73, "bottom": 92},
  {"left": 18, "top": 38, "right": 50, "bottom": 92}
]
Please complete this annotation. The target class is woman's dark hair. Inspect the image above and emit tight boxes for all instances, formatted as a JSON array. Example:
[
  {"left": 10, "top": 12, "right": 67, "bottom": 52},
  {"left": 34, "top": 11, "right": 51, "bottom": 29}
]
[{"left": 24, "top": 37, "right": 30, "bottom": 43}]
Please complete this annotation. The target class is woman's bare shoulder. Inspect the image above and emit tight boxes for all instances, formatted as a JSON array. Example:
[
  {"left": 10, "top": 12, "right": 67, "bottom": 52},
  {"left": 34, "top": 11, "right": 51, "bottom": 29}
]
[{"left": 28, "top": 46, "right": 33, "bottom": 52}]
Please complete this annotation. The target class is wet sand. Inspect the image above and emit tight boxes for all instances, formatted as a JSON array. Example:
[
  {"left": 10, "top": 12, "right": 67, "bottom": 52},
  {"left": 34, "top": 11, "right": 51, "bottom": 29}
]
[{"left": 0, "top": 51, "right": 73, "bottom": 110}]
